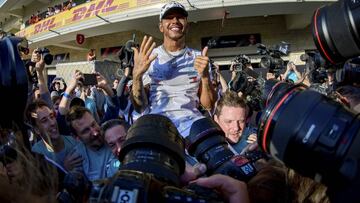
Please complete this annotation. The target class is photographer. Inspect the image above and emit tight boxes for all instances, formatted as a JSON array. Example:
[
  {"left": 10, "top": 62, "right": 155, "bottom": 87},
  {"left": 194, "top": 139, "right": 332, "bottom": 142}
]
[
  {"left": 87, "top": 49, "right": 96, "bottom": 61},
  {"left": 282, "top": 61, "right": 302, "bottom": 83},
  {"left": 212, "top": 62, "right": 228, "bottom": 95},
  {"left": 28, "top": 49, "right": 52, "bottom": 106},
  {"left": 214, "top": 91, "right": 257, "bottom": 153},
  {"left": 50, "top": 77, "right": 67, "bottom": 98},
  {"left": 131, "top": 1, "right": 216, "bottom": 137},
  {"left": 0, "top": 36, "right": 65, "bottom": 202},
  {"left": 59, "top": 70, "right": 120, "bottom": 124}
]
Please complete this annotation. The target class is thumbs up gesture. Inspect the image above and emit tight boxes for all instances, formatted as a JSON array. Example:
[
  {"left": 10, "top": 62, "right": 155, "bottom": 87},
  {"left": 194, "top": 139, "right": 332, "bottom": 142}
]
[{"left": 194, "top": 46, "right": 210, "bottom": 78}]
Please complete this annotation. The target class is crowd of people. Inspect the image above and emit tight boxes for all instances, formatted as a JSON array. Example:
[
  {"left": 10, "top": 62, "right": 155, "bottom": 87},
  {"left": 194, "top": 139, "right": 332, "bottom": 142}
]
[
  {"left": 26, "top": 0, "right": 79, "bottom": 26},
  {"left": 1, "top": 1, "right": 359, "bottom": 202}
]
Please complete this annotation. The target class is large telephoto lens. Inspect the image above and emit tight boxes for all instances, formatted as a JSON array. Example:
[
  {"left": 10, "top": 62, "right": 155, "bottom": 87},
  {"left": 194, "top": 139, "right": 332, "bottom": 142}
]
[
  {"left": 258, "top": 81, "right": 360, "bottom": 186},
  {"left": 186, "top": 118, "right": 234, "bottom": 175},
  {"left": 186, "top": 118, "right": 259, "bottom": 181},
  {"left": 312, "top": 0, "right": 360, "bottom": 64},
  {"left": 118, "top": 114, "right": 185, "bottom": 186}
]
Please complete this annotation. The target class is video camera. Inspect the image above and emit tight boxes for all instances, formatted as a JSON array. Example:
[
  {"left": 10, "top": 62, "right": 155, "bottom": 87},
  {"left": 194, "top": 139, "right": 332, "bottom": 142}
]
[
  {"left": 229, "top": 67, "right": 266, "bottom": 112},
  {"left": 229, "top": 54, "right": 266, "bottom": 111},
  {"left": 117, "top": 34, "right": 137, "bottom": 78},
  {"left": 89, "top": 115, "right": 223, "bottom": 203},
  {"left": 232, "top": 54, "right": 251, "bottom": 72},
  {"left": 258, "top": 42, "right": 290, "bottom": 78},
  {"left": 300, "top": 51, "right": 329, "bottom": 84}
]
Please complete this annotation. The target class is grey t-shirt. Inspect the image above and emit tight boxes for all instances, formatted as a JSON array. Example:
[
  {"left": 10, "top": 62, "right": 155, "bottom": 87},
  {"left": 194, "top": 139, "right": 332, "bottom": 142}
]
[
  {"left": 143, "top": 46, "right": 206, "bottom": 137},
  {"left": 32, "top": 135, "right": 78, "bottom": 169},
  {"left": 73, "top": 142, "right": 119, "bottom": 181}
]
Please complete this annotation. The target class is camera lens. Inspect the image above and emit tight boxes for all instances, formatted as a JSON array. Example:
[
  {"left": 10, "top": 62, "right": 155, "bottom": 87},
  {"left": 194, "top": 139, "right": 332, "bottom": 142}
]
[
  {"left": 186, "top": 118, "right": 235, "bottom": 174},
  {"left": 258, "top": 81, "right": 360, "bottom": 183},
  {"left": 260, "top": 56, "right": 284, "bottom": 71},
  {"left": 336, "top": 62, "right": 360, "bottom": 85},
  {"left": 118, "top": 114, "right": 185, "bottom": 186},
  {"left": 187, "top": 118, "right": 260, "bottom": 181},
  {"left": 312, "top": 0, "right": 360, "bottom": 64},
  {"left": 43, "top": 53, "right": 53, "bottom": 65}
]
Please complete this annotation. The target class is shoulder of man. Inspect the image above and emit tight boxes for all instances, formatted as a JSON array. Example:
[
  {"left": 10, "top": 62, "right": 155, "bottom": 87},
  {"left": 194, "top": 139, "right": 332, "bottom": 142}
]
[
  {"left": 31, "top": 140, "right": 45, "bottom": 153},
  {"left": 62, "top": 135, "right": 80, "bottom": 146},
  {"left": 186, "top": 47, "right": 201, "bottom": 57}
]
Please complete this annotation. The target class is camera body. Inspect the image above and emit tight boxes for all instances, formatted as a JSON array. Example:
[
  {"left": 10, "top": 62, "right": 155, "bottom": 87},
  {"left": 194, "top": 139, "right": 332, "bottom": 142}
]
[
  {"left": 300, "top": 51, "right": 329, "bottom": 84},
  {"left": 36, "top": 47, "right": 53, "bottom": 65},
  {"left": 232, "top": 54, "right": 251, "bottom": 72},
  {"left": 258, "top": 42, "right": 290, "bottom": 77},
  {"left": 230, "top": 70, "right": 265, "bottom": 111},
  {"left": 118, "top": 35, "right": 137, "bottom": 78}
]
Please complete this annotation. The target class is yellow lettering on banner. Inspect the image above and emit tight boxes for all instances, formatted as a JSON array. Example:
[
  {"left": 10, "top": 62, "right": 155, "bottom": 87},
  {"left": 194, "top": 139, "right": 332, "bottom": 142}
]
[{"left": 16, "top": 0, "right": 165, "bottom": 38}]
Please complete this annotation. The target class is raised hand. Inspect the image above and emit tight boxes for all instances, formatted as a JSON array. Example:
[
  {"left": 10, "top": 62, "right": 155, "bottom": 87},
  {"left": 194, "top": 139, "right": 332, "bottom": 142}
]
[
  {"left": 31, "top": 49, "right": 45, "bottom": 73},
  {"left": 132, "top": 36, "right": 157, "bottom": 80},
  {"left": 63, "top": 151, "right": 83, "bottom": 171},
  {"left": 194, "top": 46, "right": 210, "bottom": 78}
]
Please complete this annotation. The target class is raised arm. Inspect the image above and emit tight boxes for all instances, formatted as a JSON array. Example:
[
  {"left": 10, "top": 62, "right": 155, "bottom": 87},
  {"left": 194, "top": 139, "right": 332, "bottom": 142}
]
[
  {"left": 195, "top": 47, "right": 217, "bottom": 110},
  {"left": 58, "top": 70, "right": 81, "bottom": 115},
  {"left": 131, "top": 36, "right": 157, "bottom": 113},
  {"left": 214, "top": 63, "right": 228, "bottom": 93}
]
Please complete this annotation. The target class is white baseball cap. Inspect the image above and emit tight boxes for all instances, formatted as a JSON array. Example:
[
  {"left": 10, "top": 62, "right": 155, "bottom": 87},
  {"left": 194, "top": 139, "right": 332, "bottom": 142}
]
[{"left": 159, "top": 1, "right": 188, "bottom": 21}]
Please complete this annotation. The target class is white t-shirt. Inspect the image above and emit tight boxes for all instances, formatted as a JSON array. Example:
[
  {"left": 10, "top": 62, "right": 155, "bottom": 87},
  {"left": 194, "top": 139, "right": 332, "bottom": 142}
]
[{"left": 143, "top": 46, "right": 205, "bottom": 137}]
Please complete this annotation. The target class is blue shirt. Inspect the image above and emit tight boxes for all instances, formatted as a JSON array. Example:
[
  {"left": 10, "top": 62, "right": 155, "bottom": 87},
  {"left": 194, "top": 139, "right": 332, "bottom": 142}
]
[
  {"left": 286, "top": 70, "right": 299, "bottom": 83},
  {"left": 32, "top": 135, "right": 78, "bottom": 169},
  {"left": 73, "top": 142, "right": 119, "bottom": 181}
]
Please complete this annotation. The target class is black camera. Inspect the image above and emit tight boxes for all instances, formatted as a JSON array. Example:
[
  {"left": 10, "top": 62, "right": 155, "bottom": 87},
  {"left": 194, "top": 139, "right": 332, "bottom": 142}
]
[
  {"left": 186, "top": 117, "right": 266, "bottom": 182},
  {"left": 117, "top": 35, "right": 137, "bottom": 78},
  {"left": 258, "top": 42, "right": 290, "bottom": 78},
  {"left": 89, "top": 115, "right": 223, "bottom": 203},
  {"left": 230, "top": 68, "right": 266, "bottom": 112},
  {"left": 36, "top": 47, "right": 53, "bottom": 65},
  {"left": 257, "top": 80, "right": 360, "bottom": 202},
  {"left": 232, "top": 54, "right": 251, "bottom": 72},
  {"left": 336, "top": 58, "right": 360, "bottom": 86},
  {"left": 312, "top": 0, "right": 360, "bottom": 65},
  {"left": 300, "top": 51, "right": 329, "bottom": 84}
]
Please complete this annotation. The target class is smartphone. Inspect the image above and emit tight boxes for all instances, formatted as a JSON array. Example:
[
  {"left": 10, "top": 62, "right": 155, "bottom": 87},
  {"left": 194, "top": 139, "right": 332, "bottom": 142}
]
[{"left": 81, "top": 74, "right": 97, "bottom": 86}]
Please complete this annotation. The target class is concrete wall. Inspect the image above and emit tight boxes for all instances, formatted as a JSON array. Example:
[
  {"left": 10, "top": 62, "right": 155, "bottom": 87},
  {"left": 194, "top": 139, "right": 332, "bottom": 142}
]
[
  {"left": 46, "top": 15, "right": 316, "bottom": 64},
  {"left": 46, "top": 29, "right": 162, "bottom": 62}
]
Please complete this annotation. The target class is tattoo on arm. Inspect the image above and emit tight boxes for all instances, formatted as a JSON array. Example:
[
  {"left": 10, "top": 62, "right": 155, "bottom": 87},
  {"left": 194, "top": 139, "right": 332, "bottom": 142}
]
[{"left": 131, "top": 79, "right": 148, "bottom": 113}]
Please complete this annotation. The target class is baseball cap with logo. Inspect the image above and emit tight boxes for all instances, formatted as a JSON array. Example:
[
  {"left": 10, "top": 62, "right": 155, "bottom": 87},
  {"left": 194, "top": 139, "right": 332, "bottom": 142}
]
[{"left": 159, "top": 1, "right": 188, "bottom": 21}]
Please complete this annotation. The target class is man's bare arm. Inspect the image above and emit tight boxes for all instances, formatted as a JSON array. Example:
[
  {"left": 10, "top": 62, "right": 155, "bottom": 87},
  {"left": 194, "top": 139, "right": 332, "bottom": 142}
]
[{"left": 131, "top": 35, "right": 157, "bottom": 113}]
